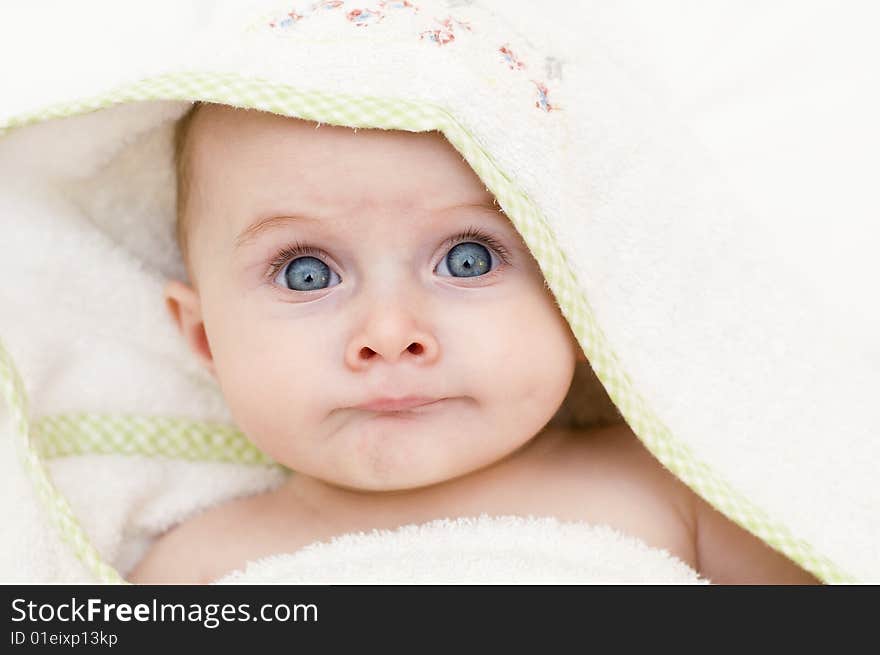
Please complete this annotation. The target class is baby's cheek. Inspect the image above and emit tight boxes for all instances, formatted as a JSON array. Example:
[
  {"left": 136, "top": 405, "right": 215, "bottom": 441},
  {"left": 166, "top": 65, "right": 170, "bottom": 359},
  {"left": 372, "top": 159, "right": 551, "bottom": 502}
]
[
  {"left": 497, "top": 297, "right": 575, "bottom": 410},
  {"left": 212, "top": 327, "right": 316, "bottom": 451}
]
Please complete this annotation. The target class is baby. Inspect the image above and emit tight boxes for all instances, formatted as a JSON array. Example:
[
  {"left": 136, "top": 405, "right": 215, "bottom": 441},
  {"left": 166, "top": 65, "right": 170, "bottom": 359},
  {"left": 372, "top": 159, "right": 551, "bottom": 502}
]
[{"left": 128, "top": 102, "right": 818, "bottom": 584}]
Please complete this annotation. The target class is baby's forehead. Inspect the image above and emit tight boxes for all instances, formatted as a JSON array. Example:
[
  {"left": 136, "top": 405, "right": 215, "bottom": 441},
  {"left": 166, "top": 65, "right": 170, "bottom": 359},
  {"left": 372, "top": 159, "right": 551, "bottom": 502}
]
[
  {"left": 190, "top": 102, "right": 451, "bottom": 160},
  {"left": 187, "top": 104, "right": 495, "bottom": 225}
]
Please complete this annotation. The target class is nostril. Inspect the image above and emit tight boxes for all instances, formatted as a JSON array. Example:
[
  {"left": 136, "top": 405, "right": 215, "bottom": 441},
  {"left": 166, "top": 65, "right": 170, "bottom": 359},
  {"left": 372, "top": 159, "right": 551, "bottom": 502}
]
[
  {"left": 360, "top": 347, "right": 376, "bottom": 359},
  {"left": 408, "top": 343, "right": 423, "bottom": 355}
]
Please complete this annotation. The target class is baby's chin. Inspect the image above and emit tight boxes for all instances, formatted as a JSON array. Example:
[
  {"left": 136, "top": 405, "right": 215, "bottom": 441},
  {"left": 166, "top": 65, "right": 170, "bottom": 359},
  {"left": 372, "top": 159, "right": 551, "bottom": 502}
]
[{"left": 317, "top": 472, "right": 457, "bottom": 495}]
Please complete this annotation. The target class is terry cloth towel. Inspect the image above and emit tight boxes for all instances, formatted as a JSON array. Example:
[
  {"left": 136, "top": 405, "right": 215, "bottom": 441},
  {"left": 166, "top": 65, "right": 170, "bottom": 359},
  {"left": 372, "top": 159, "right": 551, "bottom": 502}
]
[
  {"left": 1, "top": 0, "right": 878, "bottom": 584},
  {"left": 212, "top": 515, "right": 708, "bottom": 584}
]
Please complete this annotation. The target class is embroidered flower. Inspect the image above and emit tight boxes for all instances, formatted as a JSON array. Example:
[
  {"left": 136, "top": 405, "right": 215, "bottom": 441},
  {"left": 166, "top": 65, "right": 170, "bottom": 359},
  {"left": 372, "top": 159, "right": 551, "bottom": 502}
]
[
  {"left": 315, "top": 0, "right": 345, "bottom": 9},
  {"left": 347, "top": 7, "right": 385, "bottom": 26},
  {"left": 419, "top": 16, "right": 472, "bottom": 46},
  {"left": 499, "top": 43, "right": 525, "bottom": 70},
  {"left": 268, "top": 1, "right": 344, "bottom": 29},
  {"left": 533, "top": 80, "right": 557, "bottom": 112},
  {"left": 268, "top": 10, "right": 307, "bottom": 29},
  {"left": 379, "top": 0, "right": 419, "bottom": 12}
]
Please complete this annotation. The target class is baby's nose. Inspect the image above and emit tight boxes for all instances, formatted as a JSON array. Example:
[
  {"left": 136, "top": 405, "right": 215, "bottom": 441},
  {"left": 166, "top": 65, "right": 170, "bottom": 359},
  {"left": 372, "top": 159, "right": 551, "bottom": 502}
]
[{"left": 344, "top": 305, "right": 440, "bottom": 369}]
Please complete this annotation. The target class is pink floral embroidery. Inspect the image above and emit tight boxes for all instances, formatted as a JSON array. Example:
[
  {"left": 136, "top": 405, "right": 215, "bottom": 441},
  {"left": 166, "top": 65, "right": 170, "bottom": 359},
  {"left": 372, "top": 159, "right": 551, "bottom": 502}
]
[
  {"left": 379, "top": 0, "right": 418, "bottom": 11},
  {"left": 263, "top": 2, "right": 558, "bottom": 114},
  {"left": 419, "top": 16, "right": 472, "bottom": 46},
  {"left": 532, "top": 81, "right": 557, "bottom": 112},
  {"left": 268, "top": 1, "right": 344, "bottom": 29},
  {"left": 268, "top": 10, "right": 307, "bottom": 28},
  {"left": 499, "top": 43, "right": 525, "bottom": 70},
  {"left": 346, "top": 7, "right": 385, "bottom": 26}
]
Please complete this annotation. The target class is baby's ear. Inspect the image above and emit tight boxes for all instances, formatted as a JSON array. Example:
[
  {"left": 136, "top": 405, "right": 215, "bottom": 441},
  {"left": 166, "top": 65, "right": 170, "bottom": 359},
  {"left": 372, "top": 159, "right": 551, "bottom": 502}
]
[{"left": 163, "top": 279, "right": 216, "bottom": 378}]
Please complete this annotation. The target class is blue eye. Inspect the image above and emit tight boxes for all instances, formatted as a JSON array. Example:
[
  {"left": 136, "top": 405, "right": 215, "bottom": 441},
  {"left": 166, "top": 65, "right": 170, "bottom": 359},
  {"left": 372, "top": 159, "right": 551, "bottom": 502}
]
[
  {"left": 284, "top": 256, "right": 330, "bottom": 291},
  {"left": 441, "top": 241, "right": 493, "bottom": 278}
]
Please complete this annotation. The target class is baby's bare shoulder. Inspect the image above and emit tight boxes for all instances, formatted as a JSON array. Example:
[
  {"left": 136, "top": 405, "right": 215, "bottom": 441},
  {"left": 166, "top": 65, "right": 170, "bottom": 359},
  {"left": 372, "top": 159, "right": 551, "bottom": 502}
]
[
  {"left": 127, "top": 493, "right": 274, "bottom": 585},
  {"left": 549, "top": 423, "right": 819, "bottom": 583},
  {"left": 541, "top": 422, "right": 696, "bottom": 513},
  {"left": 528, "top": 423, "right": 698, "bottom": 564},
  {"left": 126, "top": 518, "right": 208, "bottom": 585}
]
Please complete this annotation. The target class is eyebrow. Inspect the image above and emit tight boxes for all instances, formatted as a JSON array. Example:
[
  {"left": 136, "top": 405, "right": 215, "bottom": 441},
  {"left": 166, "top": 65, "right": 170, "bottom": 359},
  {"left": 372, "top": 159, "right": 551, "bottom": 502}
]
[
  {"left": 234, "top": 201, "right": 502, "bottom": 250},
  {"left": 234, "top": 214, "right": 319, "bottom": 250}
]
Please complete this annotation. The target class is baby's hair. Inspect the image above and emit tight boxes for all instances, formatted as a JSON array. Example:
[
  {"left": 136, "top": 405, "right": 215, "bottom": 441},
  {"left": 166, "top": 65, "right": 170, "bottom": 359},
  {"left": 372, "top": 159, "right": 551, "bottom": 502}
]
[{"left": 173, "top": 101, "right": 203, "bottom": 282}]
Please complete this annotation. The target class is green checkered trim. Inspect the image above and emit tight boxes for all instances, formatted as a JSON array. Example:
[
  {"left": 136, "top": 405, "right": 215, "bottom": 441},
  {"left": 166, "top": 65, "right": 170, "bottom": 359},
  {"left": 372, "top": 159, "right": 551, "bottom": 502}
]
[
  {"left": 0, "top": 69, "right": 855, "bottom": 584},
  {"left": 33, "top": 413, "right": 277, "bottom": 465},
  {"left": 0, "top": 341, "right": 282, "bottom": 585},
  {"left": 0, "top": 340, "right": 125, "bottom": 584}
]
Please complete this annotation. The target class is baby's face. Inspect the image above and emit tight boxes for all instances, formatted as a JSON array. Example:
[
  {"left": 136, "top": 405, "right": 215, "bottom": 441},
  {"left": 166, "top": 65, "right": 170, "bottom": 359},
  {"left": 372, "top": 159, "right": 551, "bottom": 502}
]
[{"left": 167, "top": 104, "right": 581, "bottom": 491}]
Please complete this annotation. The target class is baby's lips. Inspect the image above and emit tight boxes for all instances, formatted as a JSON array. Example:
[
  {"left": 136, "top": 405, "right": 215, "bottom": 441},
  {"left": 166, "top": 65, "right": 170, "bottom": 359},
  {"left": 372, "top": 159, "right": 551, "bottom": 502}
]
[{"left": 355, "top": 396, "right": 444, "bottom": 412}]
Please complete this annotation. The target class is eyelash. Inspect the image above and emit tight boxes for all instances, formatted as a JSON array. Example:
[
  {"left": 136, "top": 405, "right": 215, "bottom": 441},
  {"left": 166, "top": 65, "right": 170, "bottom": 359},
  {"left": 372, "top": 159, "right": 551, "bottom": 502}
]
[{"left": 265, "top": 225, "right": 512, "bottom": 283}]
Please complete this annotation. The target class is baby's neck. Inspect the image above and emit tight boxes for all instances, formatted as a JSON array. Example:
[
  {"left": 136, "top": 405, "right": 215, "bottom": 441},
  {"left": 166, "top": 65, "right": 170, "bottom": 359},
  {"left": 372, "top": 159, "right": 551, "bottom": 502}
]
[{"left": 278, "top": 467, "right": 455, "bottom": 518}]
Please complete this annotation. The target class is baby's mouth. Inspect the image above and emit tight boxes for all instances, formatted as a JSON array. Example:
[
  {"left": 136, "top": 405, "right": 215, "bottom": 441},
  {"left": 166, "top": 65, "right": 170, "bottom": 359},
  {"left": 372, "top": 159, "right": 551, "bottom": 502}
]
[{"left": 355, "top": 396, "right": 445, "bottom": 412}]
